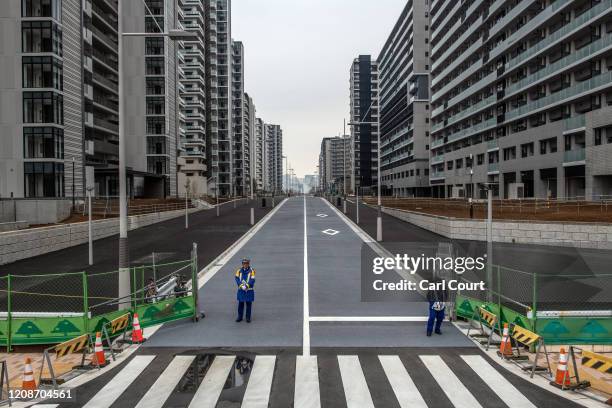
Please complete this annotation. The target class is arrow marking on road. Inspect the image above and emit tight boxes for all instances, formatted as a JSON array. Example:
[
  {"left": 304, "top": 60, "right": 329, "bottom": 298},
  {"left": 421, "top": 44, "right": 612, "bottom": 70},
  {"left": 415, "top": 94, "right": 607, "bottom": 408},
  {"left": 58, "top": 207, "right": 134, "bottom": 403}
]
[{"left": 322, "top": 229, "right": 339, "bottom": 236}]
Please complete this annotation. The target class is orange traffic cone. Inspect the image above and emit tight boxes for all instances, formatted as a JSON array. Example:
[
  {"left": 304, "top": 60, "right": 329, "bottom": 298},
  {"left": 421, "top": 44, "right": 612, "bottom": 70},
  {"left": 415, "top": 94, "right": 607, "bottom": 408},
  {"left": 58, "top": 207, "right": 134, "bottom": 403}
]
[
  {"left": 498, "top": 323, "right": 513, "bottom": 357},
  {"left": 553, "top": 348, "right": 571, "bottom": 388},
  {"left": 22, "top": 357, "right": 37, "bottom": 390},
  {"left": 131, "top": 313, "right": 145, "bottom": 344},
  {"left": 93, "top": 331, "right": 108, "bottom": 367}
]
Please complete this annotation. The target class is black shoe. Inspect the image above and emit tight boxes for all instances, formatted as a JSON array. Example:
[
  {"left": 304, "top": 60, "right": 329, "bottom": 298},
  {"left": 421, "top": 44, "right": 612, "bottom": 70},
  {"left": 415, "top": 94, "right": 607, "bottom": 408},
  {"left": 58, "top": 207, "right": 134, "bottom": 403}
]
[
  {"left": 246, "top": 319, "right": 251, "bottom": 323},
  {"left": 426, "top": 332, "right": 432, "bottom": 337},
  {"left": 236, "top": 318, "right": 242, "bottom": 322},
  {"left": 435, "top": 330, "right": 442, "bottom": 335}
]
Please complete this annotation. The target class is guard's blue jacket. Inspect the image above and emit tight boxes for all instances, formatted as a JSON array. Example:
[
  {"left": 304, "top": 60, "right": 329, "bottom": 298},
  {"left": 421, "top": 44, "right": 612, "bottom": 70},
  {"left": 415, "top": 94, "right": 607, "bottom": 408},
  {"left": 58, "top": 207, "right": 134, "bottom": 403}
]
[{"left": 235, "top": 267, "right": 255, "bottom": 302}]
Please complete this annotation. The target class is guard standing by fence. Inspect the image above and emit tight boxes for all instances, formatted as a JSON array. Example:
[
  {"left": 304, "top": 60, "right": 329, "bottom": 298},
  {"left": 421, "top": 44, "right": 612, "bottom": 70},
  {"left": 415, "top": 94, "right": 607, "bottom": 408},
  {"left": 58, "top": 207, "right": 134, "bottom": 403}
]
[{"left": 235, "top": 258, "right": 255, "bottom": 323}]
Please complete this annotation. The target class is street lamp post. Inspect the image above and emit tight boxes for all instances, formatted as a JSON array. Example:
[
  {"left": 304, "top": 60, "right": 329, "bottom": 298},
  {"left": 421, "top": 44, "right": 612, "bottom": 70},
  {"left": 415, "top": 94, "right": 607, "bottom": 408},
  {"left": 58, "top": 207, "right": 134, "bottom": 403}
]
[
  {"left": 283, "top": 155, "right": 288, "bottom": 196},
  {"left": 117, "top": 0, "right": 197, "bottom": 308},
  {"left": 348, "top": 120, "right": 381, "bottom": 241},
  {"left": 87, "top": 186, "right": 94, "bottom": 265},
  {"left": 71, "top": 157, "right": 75, "bottom": 212}
]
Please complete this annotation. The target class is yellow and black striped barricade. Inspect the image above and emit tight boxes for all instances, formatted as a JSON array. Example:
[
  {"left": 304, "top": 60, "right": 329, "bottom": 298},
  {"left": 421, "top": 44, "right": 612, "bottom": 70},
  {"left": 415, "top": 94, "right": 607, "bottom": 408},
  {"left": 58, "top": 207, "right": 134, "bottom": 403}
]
[
  {"left": 508, "top": 323, "right": 551, "bottom": 378},
  {"left": 0, "top": 361, "right": 10, "bottom": 406},
  {"left": 560, "top": 347, "right": 605, "bottom": 391},
  {"left": 101, "top": 313, "right": 131, "bottom": 361},
  {"left": 39, "top": 333, "right": 98, "bottom": 388},
  {"left": 467, "top": 306, "right": 502, "bottom": 350}
]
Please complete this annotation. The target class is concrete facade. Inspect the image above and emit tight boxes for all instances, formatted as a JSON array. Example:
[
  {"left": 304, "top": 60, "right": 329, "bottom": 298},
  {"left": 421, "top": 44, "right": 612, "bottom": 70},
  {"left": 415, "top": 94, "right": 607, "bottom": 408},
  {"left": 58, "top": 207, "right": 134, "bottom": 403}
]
[
  {"left": 0, "top": 206, "right": 200, "bottom": 265},
  {"left": 264, "top": 124, "right": 283, "bottom": 193},
  {"left": 377, "top": 0, "right": 431, "bottom": 198},
  {"left": 429, "top": 0, "right": 612, "bottom": 201},
  {"left": 381, "top": 206, "right": 612, "bottom": 250},
  {"left": 349, "top": 55, "right": 379, "bottom": 195}
]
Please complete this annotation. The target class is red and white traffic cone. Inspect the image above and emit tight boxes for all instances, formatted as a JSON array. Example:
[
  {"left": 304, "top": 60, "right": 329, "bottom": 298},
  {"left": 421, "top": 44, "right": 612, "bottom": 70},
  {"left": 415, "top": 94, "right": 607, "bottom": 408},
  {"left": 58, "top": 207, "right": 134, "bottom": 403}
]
[
  {"left": 131, "top": 313, "right": 145, "bottom": 344},
  {"left": 94, "top": 331, "right": 108, "bottom": 367},
  {"left": 498, "top": 323, "right": 513, "bottom": 357},
  {"left": 22, "top": 357, "right": 37, "bottom": 390},
  {"left": 552, "top": 348, "right": 571, "bottom": 388}
]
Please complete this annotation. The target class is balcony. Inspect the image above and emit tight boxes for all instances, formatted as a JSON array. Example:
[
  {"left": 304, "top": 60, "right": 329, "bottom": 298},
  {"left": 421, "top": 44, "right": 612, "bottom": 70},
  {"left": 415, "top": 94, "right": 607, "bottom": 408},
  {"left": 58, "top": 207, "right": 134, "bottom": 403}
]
[
  {"left": 487, "top": 162, "right": 499, "bottom": 173},
  {"left": 563, "top": 148, "right": 586, "bottom": 164},
  {"left": 507, "top": 0, "right": 612, "bottom": 70}
]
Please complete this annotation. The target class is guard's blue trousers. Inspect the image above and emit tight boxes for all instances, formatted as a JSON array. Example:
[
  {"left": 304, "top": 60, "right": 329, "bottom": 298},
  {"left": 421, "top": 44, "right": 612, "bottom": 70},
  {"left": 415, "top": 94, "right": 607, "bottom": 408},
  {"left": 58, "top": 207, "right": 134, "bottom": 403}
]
[
  {"left": 237, "top": 301, "right": 252, "bottom": 320},
  {"left": 427, "top": 301, "right": 445, "bottom": 334}
]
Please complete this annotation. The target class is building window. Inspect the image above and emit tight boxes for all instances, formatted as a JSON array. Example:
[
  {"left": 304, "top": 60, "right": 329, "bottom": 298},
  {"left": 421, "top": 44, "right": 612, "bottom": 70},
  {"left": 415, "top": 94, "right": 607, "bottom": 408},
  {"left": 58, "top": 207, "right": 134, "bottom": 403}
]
[
  {"left": 503, "top": 146, "right": 516, "bottom": 160},
  {"left": 520, "top": 142, "right": 534, "bottom": 158},
  {"left": 22, "top": 21, "right": 62, "bottom": 55},
  {"left": 146, "top": 117, "right": 165, "bottom": 134},
  {"left": 146, "top": 57, "right": 165, "bottom": 75},
  {"left": 540, "top": 137, "right": 557, "bottom": 154},
  {"left": 455, "top": 158, "right": 463, "bottom": 168},
  {"left": 145, "top": 37, "right": 164, "bottom": 55},
  {"left": 23, "top": 91, "right": 63, "bottom": 124},
  {"left": 22, "top": 56, "right": 62, "bottom": 89},
  {"left": 146, "top": 97, "right": 165, "bottom": 115},
  {"left": 146, "top": 78, "right": 165, "bottom": 95},
  {"left": 144, "top": 0, "right": 164, "bottom": 15},
  {"left": 477, "top": 153, "right": 484, "bottom": 165},
  {"left": 145, "top": 17, "right": 164, "bottom": 33},
  {"left": 22, "top": 0, "right": 60, "bottom": 19},
  {"left": 24, "top": 161, "right": 64, "bottom": 198},
  {"left": 447, "top": 161, "right": 453, "bottom": 170},
  {"left": 23, "top": 127, "right": 63, "bottom": 159}
]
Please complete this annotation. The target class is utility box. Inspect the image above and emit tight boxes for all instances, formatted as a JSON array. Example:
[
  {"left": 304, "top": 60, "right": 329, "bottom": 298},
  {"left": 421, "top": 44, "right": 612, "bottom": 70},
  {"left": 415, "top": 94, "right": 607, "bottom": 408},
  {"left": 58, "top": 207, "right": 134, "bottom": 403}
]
[{"left": 508, "top": 183, "right": 525, "bottom": 199}]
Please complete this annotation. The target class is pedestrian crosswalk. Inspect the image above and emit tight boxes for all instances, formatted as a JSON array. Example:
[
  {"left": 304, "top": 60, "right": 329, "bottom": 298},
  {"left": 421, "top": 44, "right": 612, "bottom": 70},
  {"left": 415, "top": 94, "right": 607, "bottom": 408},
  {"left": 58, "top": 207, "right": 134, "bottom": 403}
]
[{"left": 63, "top": 352, "right": 562, "bottom": 407}]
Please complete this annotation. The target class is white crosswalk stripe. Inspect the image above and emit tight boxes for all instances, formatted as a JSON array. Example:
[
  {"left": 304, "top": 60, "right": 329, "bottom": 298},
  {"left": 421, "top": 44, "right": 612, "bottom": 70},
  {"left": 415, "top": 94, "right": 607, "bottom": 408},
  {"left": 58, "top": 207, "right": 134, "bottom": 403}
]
[
  {"left": 379, "top": 355, "right": 428, "bottom": 408},
  {"left": 337, "top": 355, "right": 375, "bottom": 408},
  {"left": 83, "top": 355, "right": 156, "bottom": 408},
  {"left": 462, "top": 355, "right": 537, "bottom": 408},
  {"left": 188, "top": 355, "right": 236, "bottom": 408},
  {"left": 241, "top": 355, "right": 276, "bottom": 408},
  {"left": 135, "top": 355, "right": 196, "bottom": 408},
  {"left": 294, "top": 355, "right": 321, "bottom": 408},
  {"left": 67, "top": 353, "right": 561, "bottom": 408},
  {"left": 420, "top": 355, "right": 483, "bottom": 408}
]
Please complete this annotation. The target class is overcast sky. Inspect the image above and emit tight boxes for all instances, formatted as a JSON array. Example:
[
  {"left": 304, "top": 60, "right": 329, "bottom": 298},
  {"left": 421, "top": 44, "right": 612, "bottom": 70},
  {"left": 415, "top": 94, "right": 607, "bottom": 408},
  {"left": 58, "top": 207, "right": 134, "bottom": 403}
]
[{"left": 232, "top": 0, "right": 406, "bottom": 178}]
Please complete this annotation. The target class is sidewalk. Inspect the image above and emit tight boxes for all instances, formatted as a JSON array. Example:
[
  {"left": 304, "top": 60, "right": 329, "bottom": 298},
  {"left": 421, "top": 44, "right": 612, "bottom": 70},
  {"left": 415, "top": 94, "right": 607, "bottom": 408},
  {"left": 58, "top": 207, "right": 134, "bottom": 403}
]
[{"left": 0, "top": 199, "right": 278, "bottom": 306}]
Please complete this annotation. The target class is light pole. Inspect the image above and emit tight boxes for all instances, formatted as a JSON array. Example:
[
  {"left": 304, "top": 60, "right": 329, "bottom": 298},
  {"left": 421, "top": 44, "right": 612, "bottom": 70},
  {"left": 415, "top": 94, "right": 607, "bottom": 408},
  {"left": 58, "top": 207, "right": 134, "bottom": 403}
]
[
  {"left": 348, "top": 119, "right": 381, "bottom": 241},
  {"left": 71, "top": 157, "right": 75, "bottom": 212},
  {"left": 87, "top": 186, "right": 94, "bottom": 265},
  {"left": 184, "top": 180, "right": 190, "bottom": 229},
  {"left": 118, "top": 0, "right": 197, "bottom": 308},
  {"left": 469, "top": 166, "right": 474, "bottom": 219},
  {"left": 282, "top": 155, "right": 288, "bottom": 195}
]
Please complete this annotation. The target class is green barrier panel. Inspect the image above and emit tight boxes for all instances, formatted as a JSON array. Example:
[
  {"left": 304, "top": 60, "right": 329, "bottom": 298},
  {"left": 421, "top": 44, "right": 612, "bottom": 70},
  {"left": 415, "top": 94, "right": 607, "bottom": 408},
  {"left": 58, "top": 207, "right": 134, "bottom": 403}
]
[
  {"left": 10, "top": 317, "right": 86, "bottom": 345},
  {"left": 457, "top": 294, "right": 611, "bottom": 345},
  {"left": 136, "top": 295, "right": 195, "bottom": 328}
]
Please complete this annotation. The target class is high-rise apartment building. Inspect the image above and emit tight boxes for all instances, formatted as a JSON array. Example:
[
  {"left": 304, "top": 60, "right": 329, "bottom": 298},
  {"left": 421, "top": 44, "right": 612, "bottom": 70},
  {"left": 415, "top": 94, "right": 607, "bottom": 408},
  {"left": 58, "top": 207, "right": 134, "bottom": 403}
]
[
  {"left": 349, "top": 55, "right": 379, "bottom": 195},
  {"left": 0, "top": 0, "right": 183, "bottom": 201},
  {"left": 429, "top": 0, "right": 612, "bottom": 200},
  {"left": 243, "top": 92, "right": 255, "bottom": 196},
  {"left": 231, "top": 40, "right": 245, "bottom": 196},
  {"left": 377, "top": 0, "right": 431, "bottom": 198},
  {"left": 204, "top": 0, "right": 232, "bottom": 196},
  {"left": 264, "top": 124, "right": 283, "bottom": 193},
  {"left": 318, "top": 136, "right": 351, "bottom": 194},
  {"left": 178, "top": 0, "right": 207, "bottom": 197},
  {"left": 254, "top": 117, "right": 266, "bottom": 192}
]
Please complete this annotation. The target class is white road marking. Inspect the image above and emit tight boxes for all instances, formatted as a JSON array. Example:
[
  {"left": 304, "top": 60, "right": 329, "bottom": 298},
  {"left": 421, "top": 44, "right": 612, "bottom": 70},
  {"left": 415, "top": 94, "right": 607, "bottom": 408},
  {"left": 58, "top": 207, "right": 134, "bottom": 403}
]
[
  {"left": 189, "top": 355, "right": 236, "bottom": 408},
  {"left": 294, "top": 355, "right": 321, "bottom": 408},
  {"left": 378, "top": 355, "right": 427, "bottom": 408},
  {"left": 337, "top": 355, "right": 375, "bottom": 408},
  {"left": 303, "top": 196, "right": 311, "bottom": 356},
  {"left": 316, "top": 213, "right": 328, "bottom": 218},
  {"left": 197, "top": 198, "right": 288, "bottom": 288},
  {"left": 461, "top": 355, "right": 537, "bottom": 408},
  {"left": 310, "top": 316, "right": 427, "bottom": 322},
  {"left": 321, "top": 228, "right": 339, "bottom": 236},
  {"left": 419, "top": 355, "right": 483, "bottom": 408},
  {"left": 135, "top": 355, "right": 195, "bottom": 408},
  {"left": 31, "top": 405, "right": 59, "bottom": 408},
  {"left": 241, "top": 355, "right": 276, "bottom": 408},
  {"left": 83, "top": 355, "right": 156, "bottom": 408}
]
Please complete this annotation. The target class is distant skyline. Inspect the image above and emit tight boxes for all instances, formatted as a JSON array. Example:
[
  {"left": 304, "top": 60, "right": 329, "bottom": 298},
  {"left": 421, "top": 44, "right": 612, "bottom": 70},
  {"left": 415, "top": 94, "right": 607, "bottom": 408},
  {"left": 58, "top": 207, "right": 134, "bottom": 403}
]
[{"left": 232, "top": 0, "right": 406, "bottom": 178}]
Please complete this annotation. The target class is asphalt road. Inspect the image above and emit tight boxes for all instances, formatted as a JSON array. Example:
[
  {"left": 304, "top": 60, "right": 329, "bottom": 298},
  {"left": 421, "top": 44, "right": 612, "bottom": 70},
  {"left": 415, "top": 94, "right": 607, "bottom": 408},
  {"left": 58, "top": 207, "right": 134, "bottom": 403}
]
[
  {"left": 0, "top": 198, "right": 277, "bottom": 312},
  {"left": 31, "top": 196, "right": 590, "bottom": 408}
]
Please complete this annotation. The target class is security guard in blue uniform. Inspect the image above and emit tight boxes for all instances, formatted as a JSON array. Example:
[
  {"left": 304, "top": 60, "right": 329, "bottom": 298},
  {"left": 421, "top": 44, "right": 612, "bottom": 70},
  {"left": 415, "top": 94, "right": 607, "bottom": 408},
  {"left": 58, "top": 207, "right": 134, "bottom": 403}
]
[{"left": 235, "top": 258, "right": 255, "bottom": 322}]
